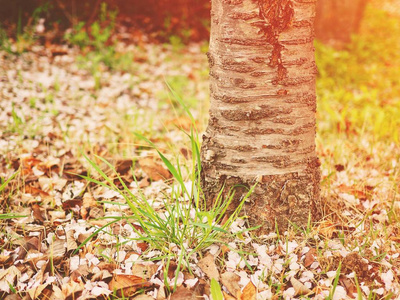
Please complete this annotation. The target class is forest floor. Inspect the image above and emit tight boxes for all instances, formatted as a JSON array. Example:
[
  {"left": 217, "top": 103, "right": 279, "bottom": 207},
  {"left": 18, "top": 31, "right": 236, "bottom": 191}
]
[{"left": 1, "top": 3, "right": 400, "bottom": 300}]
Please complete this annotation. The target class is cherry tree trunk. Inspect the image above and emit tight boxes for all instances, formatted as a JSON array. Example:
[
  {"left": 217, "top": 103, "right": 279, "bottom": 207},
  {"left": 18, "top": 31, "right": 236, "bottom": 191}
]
[{"left": 201, "top": 0, "right": 320, "bottom": 232}]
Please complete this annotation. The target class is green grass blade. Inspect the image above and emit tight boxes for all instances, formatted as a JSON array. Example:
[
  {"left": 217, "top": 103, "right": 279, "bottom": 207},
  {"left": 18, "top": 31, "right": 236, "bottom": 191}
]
[
  {"left": 210, "top": 278, "right": 223, "bottom": 300},
  {"left": 0, "top": 171, "right": 19, "bottom": 193}
]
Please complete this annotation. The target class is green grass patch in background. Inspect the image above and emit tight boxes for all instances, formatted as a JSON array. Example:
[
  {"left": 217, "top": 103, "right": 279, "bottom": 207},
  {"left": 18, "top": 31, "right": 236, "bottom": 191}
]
[{"left": 316, "top": 7, "right": 400, "bottom": 143}]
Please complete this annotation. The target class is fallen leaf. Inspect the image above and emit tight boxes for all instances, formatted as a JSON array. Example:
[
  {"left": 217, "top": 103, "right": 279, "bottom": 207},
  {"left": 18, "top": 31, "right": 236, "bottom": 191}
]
[
  {"left": 290, "top": 277, "right": 312, "bottom": 296},
  {"left": 62, "top": 198, "right": 83, "bottom": 211},
  {"left": 221, "top": 272, "right": 240, "bottom": 297},
  {"left": 170, "top": 285, "right": 197, "bottom": 300},
  {"left": 89, "top": 206, "right": 104, "bottom": 219},
  {"left": 317, "top": 220, "right": 336, "bottom": 238},
  {"left": 0, "top": 266, "right": 21, "bottom": 293},
  {"left": 31, "top": 204, "right": 45, "bottom": 224},
  {"left": 132, "top": 263, "right": 159, "bottom": 280},
  {"left": 139, "top": 158, "right": 172, "bottom": 181},
  {"left": 60, "top": 280, "right": 84, "bottom": 299},
  {"left": 92, "top": 269, "right": 113, "bottom": 281},
  {"left": 340, "top": 275, "right": 357, "bottom": 296},
  {"left": 66, "top": 230, "right": 78, "bottom": 251},
  {"left": 237, "top": 281, "right": 256, "bottom": 300},
  {"left": 133, "top": 295, "right": 154, "bottom": 300},
  {"left": 304, "top": 248, "right": 317, "bottom": 268},
  {"left": 70, "top": 264, "right": 90, "bottom": 282},
  {"left": 47, "top": 238, "right": 66, "bottom": 261},
  {"left": 109, "top": 274, "right": 151, "bottom": 297},
  {"left": 223, "top": 291, "right": 237, "bottom": 300},
  {"left": 198, "top": 253, "right": 220, "bottom": 281},
  {"left": 82, "top": 192, "right": 97, "bottom": 208},
  {"left": 115, "top": 159, "right": 133, "bottom": 174}
]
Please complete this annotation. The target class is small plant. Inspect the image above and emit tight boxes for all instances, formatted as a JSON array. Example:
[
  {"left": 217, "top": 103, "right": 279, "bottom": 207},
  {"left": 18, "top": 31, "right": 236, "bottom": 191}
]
[
  {"left": 0, "top": 171, "right": 27, "bottom": 220},
  {"left": 75, "top": 86, "right": 256, "bottom": 290},
  {"left": 0, "top": 171, "right": 19, "bottom": 195},
  {"left": 328, "top": 262, "right": 342, "bottom": 300},
  {"left": 64, "top": 2, "right": 117, "bottom": 51},
  {"left": 64, "top": 2, "right": 133, "bottom": 75},
  {"left": 0, "top": 2, "right": 51, "bottom": 54}
]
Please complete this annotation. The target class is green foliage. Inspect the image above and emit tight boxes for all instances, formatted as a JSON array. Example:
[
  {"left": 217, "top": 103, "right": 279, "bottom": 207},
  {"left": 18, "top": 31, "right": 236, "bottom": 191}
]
[
  {"left": 0, "top": 2, "right": 51, "bottom": 54},
  {"left": 316, "top": 7, "right": 400, "bottom": 143},
  {"left": 0, "top": 171, "right": 27, "bottom": 220},
  {"left": 64, "top": 2, "right": 133, "bottom": 75},
  {"left": 64, "top": 3, "right": 117, "bottom": 51}
]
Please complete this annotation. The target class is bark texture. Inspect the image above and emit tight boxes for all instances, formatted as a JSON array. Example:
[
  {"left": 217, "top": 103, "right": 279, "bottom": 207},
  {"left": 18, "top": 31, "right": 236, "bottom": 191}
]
[
  {"left": 315, "top": 0, "right": 369, "bottom": 45},
  {"left": 201, "top": 0, "right": 320, "bottom": 232}
]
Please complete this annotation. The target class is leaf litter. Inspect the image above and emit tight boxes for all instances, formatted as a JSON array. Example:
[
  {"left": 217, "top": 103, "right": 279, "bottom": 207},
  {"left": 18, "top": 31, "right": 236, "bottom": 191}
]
[{"left": 1, "top": 13, "right": 400, "bottom": 300}]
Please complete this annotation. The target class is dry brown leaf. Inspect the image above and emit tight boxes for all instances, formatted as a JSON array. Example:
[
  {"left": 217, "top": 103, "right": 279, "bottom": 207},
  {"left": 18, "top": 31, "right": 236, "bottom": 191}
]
[
  {"left": 137, "top": 242, "right": 149, "bottom": 252},
  {"left": 170, "top": 285, "right": 197, "bottom": 300},
  {"left": 38, "top": 177, "right": 67, "bottom": 192},
  {"left": 317, "top": 220, "right": 336, "bottom": 238},
  {"left": 31, "top": 203, "right": 45, "bottom": 223},
  {"left": 290, "top": 277, "right": 312, "bottom": 296},
  {"left": 192, "top": 278, "right": 210, "bottom": 298},
  {"left": 50, "top": 285, "right": 65, "bottom": 300},
  {"left": 139, "top": 158, "right": 172, "bottom": 181},
  {"left": 27, "top": 283, "right": 49, "bottom": 300},
  {"left": 66, "top": 230, "right": 78, "bottom": 251},
  {"left": 48, "top": 210, "right": 66, "bottom": 223},
  {"left": 304, "top": 248, "right": 317, "bottom": 268},
  {"left": 237, "top": 281, "right": 256, "bottom": 300},
  {"left": 223, "top": 291, "right": 237, "bottom": 300},
  {"left": 62, "top": 198, "right": 83, "bottom": 211},
  {"left": 0, "top": 265, "right": 21, "bottom": 282},
  {"left": 198, "top": 253, "right": 220, "bottom": 281},
  {"left": 89, "top": 206, "right": 104, "bottom": 219},
  {"left": 109, "top": 274, "right": 151, "bottom": 297},
  {"left": 25, "top": 236, "right": 41, "bottom": 251},
  {"left": 89, "top": 219, "right": 109, "bottom": 227},
  {"left": 221, "top": 272, "right": 241, "bottom": 297},
  {"left": 47, "top": 238, "right": 66, "bottom": 260},
  {"left": 0, "top": 254, "right": 11, "bottom": 265},
  {"left": 24, "top": 250, "right": 46, "bottom": 266},
  {"left": 80, "top": 206, "right": 89, "bottom": 220},
  {"left": 133, "top": 295, "right": 154, "bottom": 300},
  {"left": 26, "top": 265, "right": 46, "bottom": 299},
  {"left": 132, "top": 263, "right": 159, "bottom": 280},
  {"left": 82, "top": 192, "right": 97, "bottom": 208},
  {"left": 21, "top": 157, "right": 42, "bottom": 175},
  {"left": 4, "top": 294, "right": 22, "bottom": 300},
  {"left": 70, "top": 264, "right": 90, "bottom": 282},
  {"left": 91, "top": 269, "right": 113, "bottom": 281},
  {"left": 60, "top": 280, "right": 84, "bottom": 299},
  {"left": 115, "top": 159, "right": 133, "bottom": 174},
  {"left": 26, "top": 184, "right": 50, "bottom": 197},
  {"left": 338, "top": 184, "right": 367, "bottom": 200},
  {"left": 98, "top": 262, "right": 118, "bottom": 272},
  {"left": 340, "top": 275, "right": 357, "bottom": 296}
]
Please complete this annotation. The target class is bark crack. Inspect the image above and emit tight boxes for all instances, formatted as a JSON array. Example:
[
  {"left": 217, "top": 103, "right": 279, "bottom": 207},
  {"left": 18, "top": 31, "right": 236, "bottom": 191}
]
[{"left": 258, "top": 0, "right": 294, "bottom": 84}]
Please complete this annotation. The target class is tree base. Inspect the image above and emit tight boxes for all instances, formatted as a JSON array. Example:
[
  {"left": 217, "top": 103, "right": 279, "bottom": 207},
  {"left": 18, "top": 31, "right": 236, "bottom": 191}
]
[{"left": 201, "top": 160, "right": 321, "bottom": 233}]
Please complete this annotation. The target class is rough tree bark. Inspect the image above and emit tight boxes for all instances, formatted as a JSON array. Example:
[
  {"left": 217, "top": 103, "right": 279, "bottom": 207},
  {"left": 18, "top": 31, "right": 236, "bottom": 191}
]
[
  {"left": 201, "top": 0, "right": 320, "bottom": 232},
  {"left": 315, "top": 0, "right": 369, "bottom": 45}
]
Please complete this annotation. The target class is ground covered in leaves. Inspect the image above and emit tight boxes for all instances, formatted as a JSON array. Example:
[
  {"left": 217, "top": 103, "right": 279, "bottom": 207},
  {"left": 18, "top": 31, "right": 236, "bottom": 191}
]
[{"left": 1, "top": 3, "right": 400, "bottom": 300}]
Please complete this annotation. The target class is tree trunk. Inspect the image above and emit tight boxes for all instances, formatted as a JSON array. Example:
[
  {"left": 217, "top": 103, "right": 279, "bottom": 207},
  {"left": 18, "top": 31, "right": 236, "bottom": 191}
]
[
  {"left": 315, "top": 0, "right": 369, "bottom": 45},
  {"left": 201, "top": 0, "right": 320, "bottom": 232}
]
